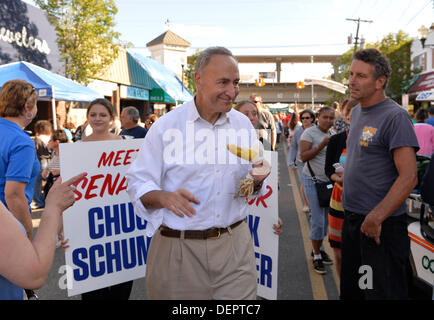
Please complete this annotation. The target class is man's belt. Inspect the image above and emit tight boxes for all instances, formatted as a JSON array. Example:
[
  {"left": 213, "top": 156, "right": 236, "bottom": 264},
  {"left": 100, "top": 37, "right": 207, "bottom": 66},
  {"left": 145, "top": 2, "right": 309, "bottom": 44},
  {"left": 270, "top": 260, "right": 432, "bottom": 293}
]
[{"left": 160, "top": 220, "right": 244, "bottom": 240}]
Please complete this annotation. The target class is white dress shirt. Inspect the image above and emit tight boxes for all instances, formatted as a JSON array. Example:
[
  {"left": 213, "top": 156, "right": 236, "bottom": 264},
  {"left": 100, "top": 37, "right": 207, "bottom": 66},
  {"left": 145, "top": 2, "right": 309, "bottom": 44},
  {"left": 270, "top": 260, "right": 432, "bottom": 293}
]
[{"left": 126, "top": 99, "right": 268, "bottom": 236}]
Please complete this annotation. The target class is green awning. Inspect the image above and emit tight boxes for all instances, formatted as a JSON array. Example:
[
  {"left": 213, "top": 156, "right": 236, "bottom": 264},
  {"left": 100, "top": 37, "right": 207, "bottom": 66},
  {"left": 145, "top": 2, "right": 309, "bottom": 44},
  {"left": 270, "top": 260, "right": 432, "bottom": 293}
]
[{"left": 150, "top": 88, "right": 175, "bottom": 104}]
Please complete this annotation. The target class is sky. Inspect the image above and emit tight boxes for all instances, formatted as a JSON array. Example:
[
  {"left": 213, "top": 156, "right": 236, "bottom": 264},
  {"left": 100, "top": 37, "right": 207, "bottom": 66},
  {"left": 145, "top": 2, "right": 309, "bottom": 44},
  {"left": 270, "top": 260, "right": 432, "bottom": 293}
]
[{"left": 24, "top": 0, "right": 434, "bottom": 81}]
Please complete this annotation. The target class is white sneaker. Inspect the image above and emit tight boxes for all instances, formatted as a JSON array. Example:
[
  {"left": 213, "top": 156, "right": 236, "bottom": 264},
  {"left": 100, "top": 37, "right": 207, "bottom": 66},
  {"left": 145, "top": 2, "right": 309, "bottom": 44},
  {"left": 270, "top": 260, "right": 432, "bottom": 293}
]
[{"left": 302, "top": 206, "right": 310, "bottom": 213}]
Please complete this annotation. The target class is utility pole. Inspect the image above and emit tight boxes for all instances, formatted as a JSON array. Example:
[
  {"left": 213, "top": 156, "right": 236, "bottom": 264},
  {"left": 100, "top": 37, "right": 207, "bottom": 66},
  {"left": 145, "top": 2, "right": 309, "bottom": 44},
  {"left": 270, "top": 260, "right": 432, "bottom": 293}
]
[{"left": 346, "top": 18, "right": 373, "bottom": 55}]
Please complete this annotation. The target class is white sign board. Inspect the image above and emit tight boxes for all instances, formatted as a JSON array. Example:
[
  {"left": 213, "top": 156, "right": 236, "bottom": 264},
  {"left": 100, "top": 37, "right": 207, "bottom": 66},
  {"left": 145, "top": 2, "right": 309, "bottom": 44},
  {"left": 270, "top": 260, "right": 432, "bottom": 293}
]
[
  {"left": 60, "top": 139, "right": 149, "bottom": 297},
  {"left": 60, "top": 141, "right": 278, "bottom": 299}
]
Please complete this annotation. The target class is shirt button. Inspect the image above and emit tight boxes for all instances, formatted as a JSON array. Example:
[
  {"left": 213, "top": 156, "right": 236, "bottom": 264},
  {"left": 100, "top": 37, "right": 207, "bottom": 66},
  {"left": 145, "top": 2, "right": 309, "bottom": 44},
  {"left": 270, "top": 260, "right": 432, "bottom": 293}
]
[
  {"left": 216, "top": 169, "right": 220, "bottom": 173},
  {"left": 217, "top": 192, "right": 220, "bottom": 195},
  {"left": 216, "top": 214, "right": 220, "bottom": 218}
]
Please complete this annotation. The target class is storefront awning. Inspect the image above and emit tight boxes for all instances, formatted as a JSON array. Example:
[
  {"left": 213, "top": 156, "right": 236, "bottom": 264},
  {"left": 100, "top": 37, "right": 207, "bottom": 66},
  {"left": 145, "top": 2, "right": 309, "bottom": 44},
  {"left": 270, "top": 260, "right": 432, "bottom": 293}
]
[
  {"left": 407, "top": 71, "right": 434, "bottom": 93},
  {"left": 416, "top": 90, "right": 434, "bottom": 101},
  {"left": 128, "top": 49, "right": 193, "bottom": 104}
]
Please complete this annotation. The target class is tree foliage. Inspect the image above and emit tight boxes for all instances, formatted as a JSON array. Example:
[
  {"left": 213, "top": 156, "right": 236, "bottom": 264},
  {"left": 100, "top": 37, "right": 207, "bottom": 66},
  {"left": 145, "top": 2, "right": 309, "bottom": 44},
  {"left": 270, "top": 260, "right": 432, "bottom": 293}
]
[
  {"left": 184, "top": 49, "right": 202, "bottom": 95},
  {"left": 333, "top": 30, "right": 417, "bottom": 104},
  {"left": 35, "top": 0, "right": 120, "bottom": 84}
]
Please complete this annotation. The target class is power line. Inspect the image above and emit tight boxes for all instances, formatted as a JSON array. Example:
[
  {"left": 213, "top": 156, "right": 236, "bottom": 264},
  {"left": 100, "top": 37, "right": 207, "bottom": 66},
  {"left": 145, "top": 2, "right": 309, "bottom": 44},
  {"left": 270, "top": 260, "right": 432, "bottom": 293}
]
[{"left": 404, "top": 0, "right": 432, "bottom": 27}]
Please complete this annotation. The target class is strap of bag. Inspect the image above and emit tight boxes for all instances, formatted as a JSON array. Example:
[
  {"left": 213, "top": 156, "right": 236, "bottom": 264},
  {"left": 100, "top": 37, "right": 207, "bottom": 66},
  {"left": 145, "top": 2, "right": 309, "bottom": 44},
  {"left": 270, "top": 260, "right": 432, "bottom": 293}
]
[{"left": 306, "top": 161, "right": 318, "bottom": 182}]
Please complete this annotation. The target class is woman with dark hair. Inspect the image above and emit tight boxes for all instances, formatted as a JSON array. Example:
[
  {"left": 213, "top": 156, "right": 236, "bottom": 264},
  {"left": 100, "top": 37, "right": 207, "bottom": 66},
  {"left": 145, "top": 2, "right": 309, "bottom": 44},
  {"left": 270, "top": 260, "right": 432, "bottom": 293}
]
[
  {"left": 288, "top": 109, "right": 316, "bottom": 213},
  {"left": 300, "top": 106, "right": 335, "bottom": 275}
]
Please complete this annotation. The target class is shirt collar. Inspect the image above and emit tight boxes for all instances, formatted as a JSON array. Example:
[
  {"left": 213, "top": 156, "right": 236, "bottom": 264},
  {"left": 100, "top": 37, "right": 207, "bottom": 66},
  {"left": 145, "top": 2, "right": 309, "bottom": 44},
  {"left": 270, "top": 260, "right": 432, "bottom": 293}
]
[{"left": 187, "top": 97, "right": 231, "bottom": 126}]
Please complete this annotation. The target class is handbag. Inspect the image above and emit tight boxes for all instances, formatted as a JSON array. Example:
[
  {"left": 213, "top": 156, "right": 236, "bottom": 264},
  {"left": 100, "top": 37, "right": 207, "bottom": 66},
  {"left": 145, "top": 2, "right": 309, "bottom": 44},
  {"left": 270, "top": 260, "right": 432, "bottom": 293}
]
[{"left": 306, "top": 161, "right": 334, "bottom": 207}]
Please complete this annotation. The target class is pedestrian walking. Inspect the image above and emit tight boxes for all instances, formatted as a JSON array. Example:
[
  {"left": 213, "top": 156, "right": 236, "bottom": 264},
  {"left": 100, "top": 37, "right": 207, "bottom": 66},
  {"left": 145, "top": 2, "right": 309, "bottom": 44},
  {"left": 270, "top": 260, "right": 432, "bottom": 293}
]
[
  {"left": 300, "top": 106, "right": 335, "bottom": 274},
  {"left": 341, "top": 48, "right": 419, "bottom": 300}
]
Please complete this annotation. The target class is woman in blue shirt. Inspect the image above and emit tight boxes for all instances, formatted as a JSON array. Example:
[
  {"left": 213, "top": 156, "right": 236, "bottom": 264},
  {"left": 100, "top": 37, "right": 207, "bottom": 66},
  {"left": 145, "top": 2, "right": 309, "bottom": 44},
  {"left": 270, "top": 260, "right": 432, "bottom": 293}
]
[{"left": 0, "top": 79, "right": 41, "bottom": 299}]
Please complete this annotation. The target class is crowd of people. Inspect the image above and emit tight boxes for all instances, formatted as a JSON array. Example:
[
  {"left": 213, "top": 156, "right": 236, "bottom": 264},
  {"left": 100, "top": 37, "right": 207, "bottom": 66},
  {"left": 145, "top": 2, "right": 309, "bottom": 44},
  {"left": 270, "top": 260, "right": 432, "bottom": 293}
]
[{"left": 0, "top": 47, "right": 433, "bottom": 300}]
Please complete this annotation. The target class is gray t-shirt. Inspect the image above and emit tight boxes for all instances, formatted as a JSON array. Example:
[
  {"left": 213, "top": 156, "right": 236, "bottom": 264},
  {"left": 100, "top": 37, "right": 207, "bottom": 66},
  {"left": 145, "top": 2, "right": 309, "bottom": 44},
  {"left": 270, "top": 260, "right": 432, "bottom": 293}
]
[
  {"left": 300, "top": 126, "right": 329, "bottom": 182},
  {"left": 342, "top": 98, "right": 419, "bottom": 216}
]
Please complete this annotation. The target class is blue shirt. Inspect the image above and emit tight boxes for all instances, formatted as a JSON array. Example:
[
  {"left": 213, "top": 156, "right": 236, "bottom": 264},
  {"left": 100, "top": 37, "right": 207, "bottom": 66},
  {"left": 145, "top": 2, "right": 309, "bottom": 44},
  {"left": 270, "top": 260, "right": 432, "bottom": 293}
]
[
  {"left": 426, "top": 117, "right": 434, "bottom": 127},
  {"left": 0, "top": 118, "right": 40, "bottom": 210},
  {"left": 119, "top": 125, "right": 147, "bottom": 139}
]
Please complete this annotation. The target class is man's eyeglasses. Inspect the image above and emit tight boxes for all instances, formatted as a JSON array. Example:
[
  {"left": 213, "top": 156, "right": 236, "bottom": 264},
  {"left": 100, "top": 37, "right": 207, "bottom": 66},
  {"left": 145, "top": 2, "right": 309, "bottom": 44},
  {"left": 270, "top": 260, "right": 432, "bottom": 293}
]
[{"left": 301, "top": 117, "right": 312, "bottom": 120}]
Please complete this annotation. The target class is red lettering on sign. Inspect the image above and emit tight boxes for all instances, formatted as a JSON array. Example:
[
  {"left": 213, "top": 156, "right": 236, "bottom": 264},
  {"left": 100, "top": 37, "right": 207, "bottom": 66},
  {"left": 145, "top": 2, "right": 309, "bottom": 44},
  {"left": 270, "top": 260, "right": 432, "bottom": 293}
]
[
  {"left": 246, "top": 185, "right": 273, "bottom": 208},
  {"left": 72, "top": 173, "right": 128, "bottom": 201},
  {"left": 97, "top": 149, "right": 139, "bottom": 168}
]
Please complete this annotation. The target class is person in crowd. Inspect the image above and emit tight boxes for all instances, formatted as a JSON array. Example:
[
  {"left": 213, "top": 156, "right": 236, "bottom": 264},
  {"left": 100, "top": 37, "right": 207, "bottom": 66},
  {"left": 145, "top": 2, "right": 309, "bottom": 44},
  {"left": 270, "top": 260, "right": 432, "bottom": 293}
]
[
  {"left": 56, "top": 113, "right": 73, "bottom": 143},
  {"left": 41, "top": 130, "right": 68, "bottom": 195},
  {"left": 32, "top": 120, "right": 53, "bottom": 209},
  {"left": 119, "top": 106, "right": 148, "bottom": 139},
  {"left": 332, "top": 99, "right": 350, "bottom": 134},
  {"left": 288, "top": 109, "right": 316, "bottom": 214},
  {"left": 426, "top": 106, "right": 434, "bottom": 126},
  {"left": 77, "top": 98, "right": 134, "bottom": 300},
  {"left": 144, "top": 114, "right": 158, "bottom": 131},
  {"left": 287, "top": 110, "right": 301, "bottom": 147},
  {"left": 234, "top": 100, "right": 283, "bottom": 235},
  {"left": 341, "top": 48, "right": 419, "bottom": 300},
  {"left": 0, "top": 172, "right": 85, "bottom": 300},
  {"left": 273, "top": 113, "right": 283, "bottom": 147},
  {"left": 0, "top": 79, "right": 44, "bottom": 299},
  {"left": 126, "top": 47, "right": 270, "bottom": 300},
  {"left": 324, "top": 98, "right": 358, "bottom": 279},
  {"left": 413, "top": 108, "right": 434, "bottom": 156},
  {"left": 251, "top": 94, "right": 276, "bottom": 151},
  {"left": 299, "top": 106, "right": 335, "bottom": 275}
]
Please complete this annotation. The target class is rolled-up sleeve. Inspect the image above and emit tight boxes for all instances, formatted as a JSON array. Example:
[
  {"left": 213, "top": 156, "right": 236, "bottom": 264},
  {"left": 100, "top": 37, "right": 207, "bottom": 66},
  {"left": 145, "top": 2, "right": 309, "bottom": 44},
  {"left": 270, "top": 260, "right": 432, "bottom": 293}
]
[{"left": 125, "top": 128, "right": 164, "bottom": 236}]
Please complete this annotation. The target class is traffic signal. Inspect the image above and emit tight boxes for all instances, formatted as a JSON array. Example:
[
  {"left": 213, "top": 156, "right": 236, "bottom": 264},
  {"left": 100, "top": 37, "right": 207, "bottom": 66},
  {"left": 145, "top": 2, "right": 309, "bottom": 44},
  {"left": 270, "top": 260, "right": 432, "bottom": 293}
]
[
  {"left": 255, "top": 76, "right": 265, "bottom": 87},
  {"left": 296, "top": 81, "right": 305, "bottom": 89}
]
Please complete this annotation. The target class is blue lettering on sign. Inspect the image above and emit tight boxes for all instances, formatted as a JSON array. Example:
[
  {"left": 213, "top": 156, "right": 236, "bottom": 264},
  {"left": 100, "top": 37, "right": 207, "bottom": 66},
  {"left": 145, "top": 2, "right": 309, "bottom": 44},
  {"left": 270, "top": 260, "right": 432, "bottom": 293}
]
[
  {"left": 255, "top": 252, "right": 273, "bottom": 288},
  {"left": 248, "top": 215, "right": 260, "bottom": 247},
  {"left": 72, "top": 202, "right": 151, "bottom": 281},
  {"left": 72, "top": 235, "right": 152, "bottom": 281},
  {"left": 88, "top": 203, "right": 146, "bottom": 239}
]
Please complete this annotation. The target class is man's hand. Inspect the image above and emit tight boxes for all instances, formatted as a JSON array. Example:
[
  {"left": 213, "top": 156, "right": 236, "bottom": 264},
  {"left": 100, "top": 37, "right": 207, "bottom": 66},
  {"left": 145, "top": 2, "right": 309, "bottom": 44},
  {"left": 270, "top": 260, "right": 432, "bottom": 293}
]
[
  {"left": 160, "top": 189, "right": 200, "bottom": 218},
  {"left": 250, "top": 159, "right": 271, "bottom": 185},
  {"left": 360, "top": 212, "right": 382, "bottom": 245}
]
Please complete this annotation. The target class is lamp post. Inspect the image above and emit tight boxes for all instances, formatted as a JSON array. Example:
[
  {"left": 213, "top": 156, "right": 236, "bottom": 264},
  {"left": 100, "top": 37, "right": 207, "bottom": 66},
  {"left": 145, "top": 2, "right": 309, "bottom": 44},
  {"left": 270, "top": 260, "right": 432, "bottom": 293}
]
[
  {"left": 418, "top": 25, "right": 429, "bottom": 48},
  {"left": 181, "top": 64, "right": 184, "bottom": 92}
]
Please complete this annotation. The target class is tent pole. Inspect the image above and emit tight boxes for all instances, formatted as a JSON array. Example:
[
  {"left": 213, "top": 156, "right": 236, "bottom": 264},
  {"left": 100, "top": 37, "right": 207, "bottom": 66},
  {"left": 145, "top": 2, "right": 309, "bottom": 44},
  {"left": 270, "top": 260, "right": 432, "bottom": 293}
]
[{"left": 51, "top": 86, "right": 57, "bottom": 130}]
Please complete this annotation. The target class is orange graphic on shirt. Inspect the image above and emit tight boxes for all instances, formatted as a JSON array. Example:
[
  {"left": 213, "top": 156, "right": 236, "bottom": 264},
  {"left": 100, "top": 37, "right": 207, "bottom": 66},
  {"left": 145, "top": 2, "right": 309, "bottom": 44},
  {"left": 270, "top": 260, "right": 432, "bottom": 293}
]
[{"left": 360, "top": 126, "right": 377, "bottom": 147}]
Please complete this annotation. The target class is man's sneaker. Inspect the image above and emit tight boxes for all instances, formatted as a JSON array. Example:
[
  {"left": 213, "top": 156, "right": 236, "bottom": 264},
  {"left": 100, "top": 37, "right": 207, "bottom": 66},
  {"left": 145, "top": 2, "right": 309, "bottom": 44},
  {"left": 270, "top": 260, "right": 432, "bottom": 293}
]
[
  {"left": 320, "top": 250, "right": 333, "bottom": 265},
  {"left": 313, "top": 259, "right": 326, "bottom": 275},
  {"left": 311, "top": 250, "right": 333, "bottom": 265}
]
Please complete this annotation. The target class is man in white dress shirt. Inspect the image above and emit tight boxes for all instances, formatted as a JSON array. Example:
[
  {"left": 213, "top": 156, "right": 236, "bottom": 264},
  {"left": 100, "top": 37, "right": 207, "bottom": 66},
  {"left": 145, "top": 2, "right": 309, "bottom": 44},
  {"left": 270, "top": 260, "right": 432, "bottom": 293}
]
[{"left": 125, "top": 47, "right": 270, "bottom": 299}]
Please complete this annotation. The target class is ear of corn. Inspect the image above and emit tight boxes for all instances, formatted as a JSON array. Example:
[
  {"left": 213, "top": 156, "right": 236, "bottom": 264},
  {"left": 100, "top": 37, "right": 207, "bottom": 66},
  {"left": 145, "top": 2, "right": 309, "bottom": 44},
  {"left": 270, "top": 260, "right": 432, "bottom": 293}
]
[{"left": 226, "top": 144, "right": 258, "bottom": 162}]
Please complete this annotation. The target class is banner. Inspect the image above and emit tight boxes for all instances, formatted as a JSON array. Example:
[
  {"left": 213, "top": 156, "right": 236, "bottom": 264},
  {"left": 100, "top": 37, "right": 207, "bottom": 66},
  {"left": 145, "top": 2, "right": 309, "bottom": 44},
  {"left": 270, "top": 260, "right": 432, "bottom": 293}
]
[{"left": 60, "top": 141, "right": 278, "bottom": 298}]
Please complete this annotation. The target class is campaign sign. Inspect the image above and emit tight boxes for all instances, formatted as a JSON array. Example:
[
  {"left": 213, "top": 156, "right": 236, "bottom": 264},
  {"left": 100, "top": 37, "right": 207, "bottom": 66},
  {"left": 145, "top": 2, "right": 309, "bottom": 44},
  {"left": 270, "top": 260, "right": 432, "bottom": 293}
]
[
  {"left": 248, "top": 151, "right": 279, "bottom": 300},
  {"left": 60, "top": 141, "right": 278, "bottom": 298},
  {"left": 60, "top": 139, "right": 148, "bottom": 297}
]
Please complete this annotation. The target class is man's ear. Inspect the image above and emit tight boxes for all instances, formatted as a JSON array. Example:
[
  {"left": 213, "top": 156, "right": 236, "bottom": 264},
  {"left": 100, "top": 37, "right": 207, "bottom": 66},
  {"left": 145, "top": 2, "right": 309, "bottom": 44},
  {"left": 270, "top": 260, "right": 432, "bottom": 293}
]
[
  {"left": 376, "top": 76, "right": 386, "bottom": 90},
  {"left": 194, "top": 71, "right": 201, "bottom": 88}
]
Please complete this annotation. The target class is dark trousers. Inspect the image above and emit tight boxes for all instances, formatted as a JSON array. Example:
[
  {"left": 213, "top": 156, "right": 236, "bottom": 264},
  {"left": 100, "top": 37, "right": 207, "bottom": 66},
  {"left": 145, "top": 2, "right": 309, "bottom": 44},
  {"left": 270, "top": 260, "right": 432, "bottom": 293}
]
[
  {"left": 81, "top": 281, "right": 133, "bottom": 300},
  {"left": 340, "top": 211, "right": 410, "bottom": 300}
]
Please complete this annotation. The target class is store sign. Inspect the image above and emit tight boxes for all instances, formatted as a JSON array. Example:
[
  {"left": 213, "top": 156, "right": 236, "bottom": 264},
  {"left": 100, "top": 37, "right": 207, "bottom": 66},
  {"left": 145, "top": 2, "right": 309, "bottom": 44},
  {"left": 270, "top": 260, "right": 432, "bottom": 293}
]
[
  {"left": 120, "top": 85, "right": 149, "bottom": 101},
  {"left": 0, "top": 26, "right": 51, "bottom": 55},
  {"left": 150, "top": 88, "right": 174, "bottom": 103},
  {"left": 0, "top": 0, "right": 63, "bottom": 74}
]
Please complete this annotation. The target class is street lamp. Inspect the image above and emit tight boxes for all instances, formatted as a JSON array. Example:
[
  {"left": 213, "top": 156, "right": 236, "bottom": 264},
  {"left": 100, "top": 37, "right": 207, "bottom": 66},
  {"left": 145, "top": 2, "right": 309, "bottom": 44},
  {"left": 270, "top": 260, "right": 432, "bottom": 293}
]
[{"left": 418, "top": 25, "right": 429, "bottom": 48}]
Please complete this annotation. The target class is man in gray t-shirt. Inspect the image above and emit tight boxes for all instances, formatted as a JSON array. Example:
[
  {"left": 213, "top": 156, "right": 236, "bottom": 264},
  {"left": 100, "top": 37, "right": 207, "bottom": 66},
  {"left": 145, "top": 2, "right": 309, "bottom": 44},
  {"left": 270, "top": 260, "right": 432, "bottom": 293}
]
[{"left": 340, "top": 49, "right": 419, "bottom": 300}]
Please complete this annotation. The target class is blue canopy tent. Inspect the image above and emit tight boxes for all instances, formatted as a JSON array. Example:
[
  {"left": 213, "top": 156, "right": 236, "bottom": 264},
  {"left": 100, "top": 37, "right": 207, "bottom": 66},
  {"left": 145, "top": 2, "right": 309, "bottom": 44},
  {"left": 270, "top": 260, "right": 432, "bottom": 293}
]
[
  {"left": 0, "top": 61, "right": 103, "bottom": 129},
  {"left": 128, "top": 50, "right": 193, "bottom": 104}
]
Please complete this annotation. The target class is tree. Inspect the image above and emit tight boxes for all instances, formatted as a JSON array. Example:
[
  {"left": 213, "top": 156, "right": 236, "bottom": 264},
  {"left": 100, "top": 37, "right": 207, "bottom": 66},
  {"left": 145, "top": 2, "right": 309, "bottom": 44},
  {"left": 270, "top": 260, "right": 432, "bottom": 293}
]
[
  {"left": 332, "top": 31, "right": 418, "bottom": 104},
  {"left": 35, "top": 0, "right": 120, "bottom": 84},
  {"left": 184, "top": 49, "right": 202, "bottom": 95}
]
